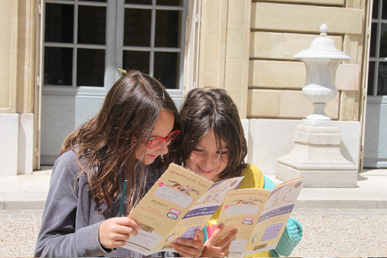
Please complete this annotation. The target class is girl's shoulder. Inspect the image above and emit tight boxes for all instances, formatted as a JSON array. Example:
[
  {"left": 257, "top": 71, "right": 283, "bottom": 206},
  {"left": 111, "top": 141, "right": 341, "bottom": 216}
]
[
  {"left": 57, "top": 149, "right": 80, "bottom": 169},
  {"left": 59, "top": 148, "right": 77, "bottom": 162},
  {"left": 52, "top": 149, "right": 85, "bottom": 181},
  {"left": 241, "top": 163, "right": 264, "bottom": 178},
  {"left": 240, "top": 163, "right": 265, "bottom": 189}
]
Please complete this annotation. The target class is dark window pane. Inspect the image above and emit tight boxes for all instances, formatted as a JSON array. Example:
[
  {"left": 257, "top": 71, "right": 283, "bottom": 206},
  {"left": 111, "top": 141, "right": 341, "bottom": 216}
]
[
  {"left": 368, "top": 61, "right": 375, "bottom": 96},
  {"left": 378, "top": 62, "right": 387, "bottom": 95},
  {"left": 77, "top": 49, "right": 105, "bottom": 86},
  {"left": 380, "top": 24, "right": 387, "bottom": 57},
  {"left": 154, "top": 52, "right": 179, "bottom": 89},
  {"left": 45, "top": 3, "right": 74, "bottom": 43},
  {"left": 78, "top": 6, "right": 106, "bottom": 45},
  {"left": 371, "top": 23, "right": 377, "bottom": 57},
  {"left": 122, "top": 51, "right": 150, "bottom": 74},
  {"left": 155, "top": 10, "right": 180, "bottom": 48},
  {"left": 157, "top": 0, "right": 182, "bottom": 6},
  {"left": 44, "top": 47, "right": 73, "bottom": 86},
  {"left": 125, "top": 0, "right": 152, "bottom": 4},
  {"left": 383, "top": 0, "right": 387, "bottom": 19},
  {"left": 374, "top": 0, "right": 379, "bottom": 19},
  {"left": 82, "top": 0, "right": 106, "bottom": 2},
  {"left": 124, "top": 9, "right": 151, "bottom": 47}
]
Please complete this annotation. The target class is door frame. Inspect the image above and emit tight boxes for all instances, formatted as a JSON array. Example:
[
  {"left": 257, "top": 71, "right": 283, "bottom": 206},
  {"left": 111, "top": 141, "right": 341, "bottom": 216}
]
[
  {"left": 362, "top": 0, "right": 387, "bottom": 169},
  {"left": 34, "top": 0, "right": 43, "bottom": 170},
  {"left": 359, "top": 0, "right": 373, "bottom": 170}
]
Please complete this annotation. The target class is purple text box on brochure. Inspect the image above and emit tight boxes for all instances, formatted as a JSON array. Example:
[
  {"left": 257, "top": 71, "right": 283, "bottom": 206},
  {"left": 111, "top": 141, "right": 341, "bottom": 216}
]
[
  {"left": 261, "top": 223, "right": 283, "bottom": 241},
  {"left": 258, "top": 204, "right": 294, "bottom": 223},
  {"left": 183, "top": 206, "right": 220, "bottom": 219}
]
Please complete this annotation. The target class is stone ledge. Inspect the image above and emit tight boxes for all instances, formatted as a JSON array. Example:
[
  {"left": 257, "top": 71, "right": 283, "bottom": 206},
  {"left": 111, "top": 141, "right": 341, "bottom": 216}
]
[
  {"left": 295, "top": 200, "right": 387, "bottom": 209},
  {"left": 3, "top": 192, "right": 47, "bottom": 210}
]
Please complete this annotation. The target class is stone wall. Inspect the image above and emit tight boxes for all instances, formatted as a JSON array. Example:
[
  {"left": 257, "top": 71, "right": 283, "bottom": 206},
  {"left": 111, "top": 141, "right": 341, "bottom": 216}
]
[
  {"left": 0, "top": 0, "right": 36, "bottom": 175},
  {"left": 248, "top": 0, "right": 364, "bottom": 120},
  {"left": 197, "top": 0, "right": 366, "bottom": 173}
]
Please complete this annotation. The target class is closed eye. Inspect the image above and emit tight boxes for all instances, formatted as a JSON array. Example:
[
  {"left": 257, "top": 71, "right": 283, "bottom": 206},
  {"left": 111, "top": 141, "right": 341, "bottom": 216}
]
[{"left": 217, "top": 147, "right": 229, "bottom": 155}]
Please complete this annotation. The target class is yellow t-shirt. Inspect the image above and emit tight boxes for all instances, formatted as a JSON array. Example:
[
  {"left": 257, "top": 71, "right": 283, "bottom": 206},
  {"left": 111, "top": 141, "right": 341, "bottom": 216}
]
[{"left": 206, "top": 164, "right": 271, "bottom": 257}]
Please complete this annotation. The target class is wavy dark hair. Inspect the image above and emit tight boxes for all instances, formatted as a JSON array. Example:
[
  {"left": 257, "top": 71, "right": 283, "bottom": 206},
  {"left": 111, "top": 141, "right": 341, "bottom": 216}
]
[
  {"left": 61, "top": 70, "right": 181, "bottom": 212},
  {"left": 173, "top": 88, "right": 247, "bottom": 180}
]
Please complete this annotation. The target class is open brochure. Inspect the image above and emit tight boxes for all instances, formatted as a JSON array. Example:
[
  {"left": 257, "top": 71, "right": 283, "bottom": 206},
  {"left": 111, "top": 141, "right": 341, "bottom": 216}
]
[
  {"left": 216, "top": 177, "right": 306, "bottom": 257},
  {"left": 123, "top": 163, "right": 244, "bottom": 255}
]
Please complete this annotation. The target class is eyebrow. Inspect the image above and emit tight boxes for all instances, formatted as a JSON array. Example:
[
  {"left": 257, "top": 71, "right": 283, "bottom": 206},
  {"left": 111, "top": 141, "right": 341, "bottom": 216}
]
[
  {"left": 150, "top": 130, "right": 173, "bottom": 138},
  {"left": 195, "top": 144, "right": 229, "bottom": 150},
  {"left": 149, "top": 135, "right": 164, "bottom": 140}
]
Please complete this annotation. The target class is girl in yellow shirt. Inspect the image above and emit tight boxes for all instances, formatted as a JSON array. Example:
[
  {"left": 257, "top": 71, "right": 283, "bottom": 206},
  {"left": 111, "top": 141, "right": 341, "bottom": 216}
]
[{"left": 172, "top": 88, "right": 302, "bottom": 257}]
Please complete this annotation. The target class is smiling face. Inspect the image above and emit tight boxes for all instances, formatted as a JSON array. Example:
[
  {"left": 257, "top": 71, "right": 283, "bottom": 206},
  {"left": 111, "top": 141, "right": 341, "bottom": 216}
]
[
  {"left": 135, "top": 110, "right": 175, "bottom": 165},
  {"left": 185, "top": 130, "right": 230, "bottom": 182}
]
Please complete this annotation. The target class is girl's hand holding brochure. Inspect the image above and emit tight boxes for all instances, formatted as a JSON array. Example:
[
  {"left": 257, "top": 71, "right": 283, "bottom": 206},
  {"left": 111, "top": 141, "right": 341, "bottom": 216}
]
[
  {"left": 202, "top": 223, "right": 238, "bottom": 257},
  {"left": 99, "top": 217, "right": 141, "bottom": 249},
  {"left": 171, "top": 229, "right": 205, "bottom": 257}
]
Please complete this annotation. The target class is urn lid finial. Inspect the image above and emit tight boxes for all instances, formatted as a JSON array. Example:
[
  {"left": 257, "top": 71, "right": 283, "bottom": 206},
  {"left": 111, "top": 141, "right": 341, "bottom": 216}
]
[
  {"left": 320, "top": 24, "right": 328, "bottom": 36},
  {"left": 294, "top": 24, "right": 350, "bottom": 60}
]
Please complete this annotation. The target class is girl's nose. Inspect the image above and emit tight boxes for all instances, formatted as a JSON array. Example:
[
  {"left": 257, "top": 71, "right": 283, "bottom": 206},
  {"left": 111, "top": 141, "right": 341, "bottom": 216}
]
[
  {"left": 204, "top": 154, "right": 217, "bottom": 167},
  {"left": 159, "top": 140, "right": 169, "bottom": 155}
]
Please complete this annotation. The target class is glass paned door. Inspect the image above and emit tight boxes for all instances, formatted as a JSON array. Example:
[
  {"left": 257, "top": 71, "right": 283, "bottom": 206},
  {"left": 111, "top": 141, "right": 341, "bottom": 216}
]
[
  {"left": 116, "top": 0, "right": 187, "bottom": 107},
  {"left": 44, "top": 1, "right": 110, "bottom": 88},
  {"left": 41, "top": 0, "right": 187, "bottom": 165},
  {"left": 364, "top": 0, "right": 387, "bottom": 168},
  {"left": 41, "top": 0, "right": 115, "bottom": 165}
]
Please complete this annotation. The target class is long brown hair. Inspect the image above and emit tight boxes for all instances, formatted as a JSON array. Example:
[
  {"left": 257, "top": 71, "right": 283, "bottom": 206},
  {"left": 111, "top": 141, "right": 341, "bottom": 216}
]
[
  {"left": 173, "top": 88, "right": 247, "bottom": 180},
  {"left": 61, "top": 70, "right": 181, "bottom": 212}
]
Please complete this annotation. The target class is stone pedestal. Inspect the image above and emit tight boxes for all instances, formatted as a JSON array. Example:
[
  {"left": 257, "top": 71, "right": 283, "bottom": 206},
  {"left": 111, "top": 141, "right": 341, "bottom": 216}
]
[
  {"left": 0, "top": 113, "right": 34, "bottom": 176},
  {"left": 18, "top": 114, "right": 34, "bottom": 175},
  {"left": 0, "top": 114, "right": 19, "bottom": 176},
  {"left": 276, "top": 122, "right": 358, "bottom": 187}
]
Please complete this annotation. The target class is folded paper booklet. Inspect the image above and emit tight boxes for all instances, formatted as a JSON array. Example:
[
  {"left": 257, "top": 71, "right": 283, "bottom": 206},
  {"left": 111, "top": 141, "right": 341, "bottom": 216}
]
[
  {"left": 216, "top": 177, "right": 306, "bottom": 257},
  {"left": 123, "top": 163, "right": 244, "bottom": 255}
]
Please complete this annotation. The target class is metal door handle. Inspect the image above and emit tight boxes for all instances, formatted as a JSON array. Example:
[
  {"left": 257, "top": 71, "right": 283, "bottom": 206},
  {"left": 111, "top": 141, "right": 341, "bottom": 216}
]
[{"left": 117, "top": 68, "right": 127, "bottom": 74}]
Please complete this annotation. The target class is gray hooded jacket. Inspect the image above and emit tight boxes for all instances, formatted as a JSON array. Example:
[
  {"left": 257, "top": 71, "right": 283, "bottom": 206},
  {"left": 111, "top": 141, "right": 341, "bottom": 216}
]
[{"left": 34, "top": 150, "right": 176, "bottom": 257}]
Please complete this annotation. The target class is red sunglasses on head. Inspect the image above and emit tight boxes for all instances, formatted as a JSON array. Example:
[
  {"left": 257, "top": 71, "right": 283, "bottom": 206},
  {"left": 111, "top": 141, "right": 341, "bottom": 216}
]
[{"left": 147, "top": 129, "right": 181, "bottom": 149}]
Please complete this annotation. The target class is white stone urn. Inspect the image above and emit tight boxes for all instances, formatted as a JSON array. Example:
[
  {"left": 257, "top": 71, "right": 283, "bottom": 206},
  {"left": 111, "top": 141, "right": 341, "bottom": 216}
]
[
  {"left": 275, "top": 24, "right": 358, "bottom": 188},
  {"left": 294, "top": 24, "right": 350, "bottom": 121}
]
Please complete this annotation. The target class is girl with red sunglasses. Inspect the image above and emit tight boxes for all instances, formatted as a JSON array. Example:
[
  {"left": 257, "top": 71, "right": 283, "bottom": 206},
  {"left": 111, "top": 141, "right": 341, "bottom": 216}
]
[{"left": 35, "top": 71, "right": 203, "bottom": 257}]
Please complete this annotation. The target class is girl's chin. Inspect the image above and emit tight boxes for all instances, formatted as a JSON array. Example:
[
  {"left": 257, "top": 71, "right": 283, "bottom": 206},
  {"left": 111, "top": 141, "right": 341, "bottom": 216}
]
[{"left": 137, "top": 154, "right": 159, "bottom": 165}]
